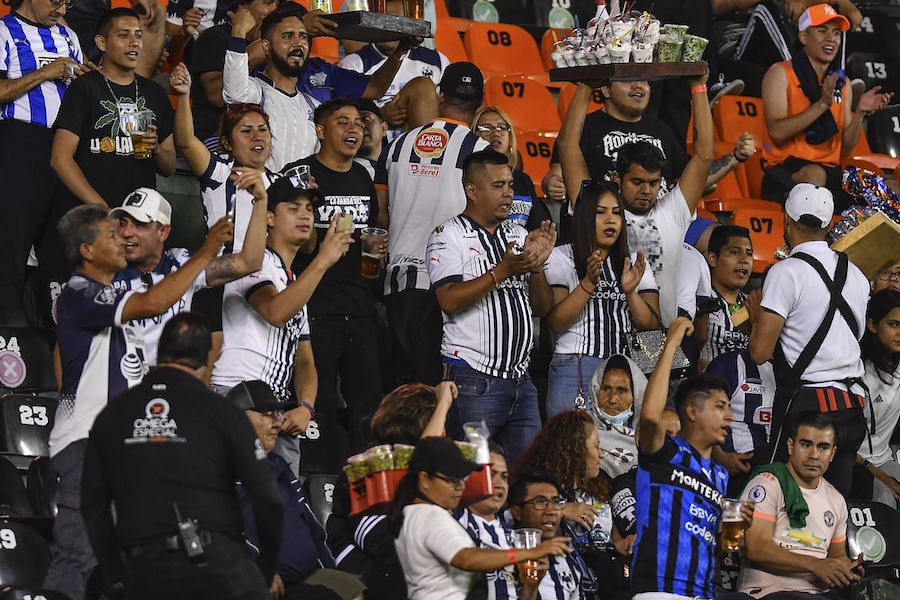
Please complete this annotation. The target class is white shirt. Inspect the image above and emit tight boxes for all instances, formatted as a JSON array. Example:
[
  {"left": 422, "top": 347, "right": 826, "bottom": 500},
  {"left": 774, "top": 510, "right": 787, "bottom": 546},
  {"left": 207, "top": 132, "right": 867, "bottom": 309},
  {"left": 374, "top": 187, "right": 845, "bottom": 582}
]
[
  {"left": 624, "top": 185, "right": 692, "bottom": 326},
  {"left": 212, "top": 248, "right": 310, "bottom": 400},
  {"left": 382, "top": 119, "right": 489, "bottom": 294},
  {"left": 396, "top": 503, "right": 476, "bottom": 600},
  {"left": 538, "top": 554, "right": 581, "bottom": 600},
  {"left": 112, "top": 248, "right": 208, "bottom": 365},
  {"left": 458, "top": 509, "right": 517, "bottom": 600},
  {"left": 760, "top": 240, "right": 867, "bottom": 385},
  {"left": 860, "top": 359, "right": 900, "bottom": 466},
  {"left": 340, "top": 45, "right": 448, "bottom": 108},
  {"left": 222, "top": 42, "right": 319, "bottom": 171},
  {"left": 543, "top": 245, "right": 656, "bottom": 356},
  {"left": 676, "top": 242, "right": 713, "bottom": 320},
  {"left": 427, "top": 215, "right": 532, "bottom": 378}
]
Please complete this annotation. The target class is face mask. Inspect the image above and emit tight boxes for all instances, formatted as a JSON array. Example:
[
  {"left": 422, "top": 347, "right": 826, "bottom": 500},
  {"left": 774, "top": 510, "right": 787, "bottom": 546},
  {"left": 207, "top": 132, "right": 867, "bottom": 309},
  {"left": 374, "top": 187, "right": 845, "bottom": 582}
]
[{"left": 599, "top": 406, "right": 632, "bottom": 426}]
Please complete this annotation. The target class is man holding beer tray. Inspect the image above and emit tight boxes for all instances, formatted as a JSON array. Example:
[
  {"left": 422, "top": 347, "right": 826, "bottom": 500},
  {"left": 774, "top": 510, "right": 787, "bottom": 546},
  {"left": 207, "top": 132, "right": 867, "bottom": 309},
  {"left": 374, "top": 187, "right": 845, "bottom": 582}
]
[{"left": 731, "top": 411, "right": 863, "bottom": 599}]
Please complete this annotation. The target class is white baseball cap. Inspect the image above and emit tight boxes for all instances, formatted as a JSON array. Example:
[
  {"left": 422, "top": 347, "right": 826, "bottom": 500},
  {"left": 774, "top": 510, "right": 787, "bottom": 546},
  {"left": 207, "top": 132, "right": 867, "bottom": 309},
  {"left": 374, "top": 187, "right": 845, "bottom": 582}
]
[
  {"left": 785, "top": 183, "right": 834, "bottom": 229},
  {"left": 110, "top": 188, "right": 172, "bottom": 226}
]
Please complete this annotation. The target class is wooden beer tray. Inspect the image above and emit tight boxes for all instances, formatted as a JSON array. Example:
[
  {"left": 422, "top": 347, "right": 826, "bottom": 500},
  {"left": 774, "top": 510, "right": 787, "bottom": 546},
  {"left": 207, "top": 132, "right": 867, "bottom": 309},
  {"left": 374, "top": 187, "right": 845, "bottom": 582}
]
[
  {"left": 549, "top": 61, "right": 707, "bottom": 83},
  {"left": 830, "top": 211, "right": 900, "bottom": 280},
  {"left": 328, "top": 11, "right": 431, "bottom": 42}
]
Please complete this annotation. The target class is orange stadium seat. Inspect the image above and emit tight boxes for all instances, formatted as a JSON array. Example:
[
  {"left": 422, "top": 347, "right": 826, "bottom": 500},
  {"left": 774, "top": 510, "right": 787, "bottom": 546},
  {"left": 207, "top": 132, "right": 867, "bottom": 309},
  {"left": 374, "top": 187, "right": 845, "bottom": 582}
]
[
  {"left": 729, "top": 208, "right": 785, "bottom": 273},
  {"left": 712, "top": 95, "right": 769, "bottom": 147},
  {"left": 702, "top": 198, "right": 782, "bottom": 214},
  {"left": 434, "top": 0, "right": 472, "bottom": 33},
  {"left": 463, "top": 22, "right": 549, "bottom": 86},
  {"left": 435, "top": 19, "right": 468, "bottom": 64},
  {"left": 556, "top": 82, "right": 604, "bottom": 121},
  {"left": 702, "top": 170, "right": 745, "bottom": 205},
  {"left": 516, "top": 129, "right": 557, "bottom": 196},
  {"left": 310, "top": 35, "right": 340, "bottom": 63},
  {"left": 539, "top": 28, "right": 569, "bottom": 71},
  {"left": 484, "top": 75, "right": 561, "bottom": 131}
]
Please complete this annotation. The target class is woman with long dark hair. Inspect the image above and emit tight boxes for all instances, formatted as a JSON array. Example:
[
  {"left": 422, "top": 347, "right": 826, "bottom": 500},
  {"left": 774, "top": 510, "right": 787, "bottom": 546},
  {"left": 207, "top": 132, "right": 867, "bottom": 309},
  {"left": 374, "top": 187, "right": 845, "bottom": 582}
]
[
  {"left": 389, "top": 437, "right": 569, "bottom": 600},
  {"left": 859, "top": 289, "right": 900, "bottom": 508},
  {"left": 534, "top": 181, "right": 660, "bottom": 418}
]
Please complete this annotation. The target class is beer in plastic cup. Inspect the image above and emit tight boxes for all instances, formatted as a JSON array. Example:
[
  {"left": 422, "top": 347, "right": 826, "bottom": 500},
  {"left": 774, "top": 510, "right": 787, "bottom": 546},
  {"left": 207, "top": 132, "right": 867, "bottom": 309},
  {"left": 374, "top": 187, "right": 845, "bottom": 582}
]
[
  {"left": 360, "top": 227, "right": 388, "bottom": 279},
  {"left": 513, "top": 528, "right": 542, "bottom": 583},
  {"left": 122, "top": 109, "right": 154, "bottom": 160},
  {"left": 721, "top": 498, "right": 745, "bottom": 553},
  {"left": 346, "top": 0, "right": 368, "bottom": 9},
  {"left": 367, "top": 0, "right": 386, "bottom": 11},
  {"left": 403, "top": 0, "right": 424, "bottom": 19},
  {"left": 284, "top": 164, "right": 311, "bottom": 189}
]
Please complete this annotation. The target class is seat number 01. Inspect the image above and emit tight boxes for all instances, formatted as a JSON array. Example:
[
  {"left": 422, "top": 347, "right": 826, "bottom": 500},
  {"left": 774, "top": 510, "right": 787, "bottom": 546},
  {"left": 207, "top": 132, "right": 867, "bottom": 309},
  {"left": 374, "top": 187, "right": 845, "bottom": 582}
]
[{"left": 20, "top": 405, "right": 49, "bottom": 426}]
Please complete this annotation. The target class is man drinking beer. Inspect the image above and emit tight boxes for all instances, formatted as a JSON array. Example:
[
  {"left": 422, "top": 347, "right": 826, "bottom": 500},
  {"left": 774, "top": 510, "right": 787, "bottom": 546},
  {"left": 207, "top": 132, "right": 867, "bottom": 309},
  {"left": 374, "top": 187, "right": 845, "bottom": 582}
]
[
  {"left": 280, "top": 97, "right": 387, "bottom": 451},
  {"left": 632, "top": 317, "right": 754, "bottom": 600}
]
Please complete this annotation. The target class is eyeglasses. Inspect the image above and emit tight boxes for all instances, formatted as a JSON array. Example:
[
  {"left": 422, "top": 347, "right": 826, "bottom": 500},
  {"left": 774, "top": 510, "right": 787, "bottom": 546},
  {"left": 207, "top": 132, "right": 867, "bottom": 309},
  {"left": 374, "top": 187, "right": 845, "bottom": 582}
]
[
  {"left": 259, "top": 410, "right": 284, "bottom": 422},
  {"left": 516, "top": 496, "right": 567, "bottom": 510},
  {"left": 579, "top": 179, "right": 619, "bottom": 197},
  {"left": 49, "top": 0, "right": 75, "bottom": 9},
  {"left": 877, "top": 270, "right": 900, "bottom": 282},
  {"left": 140, "top": 272, "right": 154, "bottom": 288},
  {"left": 433, "top": 473, "right": 468, "bottom": 489},
  {"left": 475, "top": 123, "right": 512, "bottom": 134}
]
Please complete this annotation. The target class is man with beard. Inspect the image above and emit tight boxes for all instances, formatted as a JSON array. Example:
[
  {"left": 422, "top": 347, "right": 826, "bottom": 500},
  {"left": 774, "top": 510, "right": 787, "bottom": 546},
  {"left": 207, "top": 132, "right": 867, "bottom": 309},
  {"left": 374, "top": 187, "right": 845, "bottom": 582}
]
[{"left": 223, "top": 6, "right": 319, "bottom": 171}]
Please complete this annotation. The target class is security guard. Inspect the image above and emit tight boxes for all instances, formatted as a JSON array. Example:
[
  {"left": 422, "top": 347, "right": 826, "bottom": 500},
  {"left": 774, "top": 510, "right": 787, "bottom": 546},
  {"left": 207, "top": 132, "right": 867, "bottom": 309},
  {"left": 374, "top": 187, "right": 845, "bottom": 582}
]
[
  {"left": 747, "top": 183, "right": 869, "bottom": 498},
  {"left": 81, "top": 312, "right": 284, "bottom": 600}
]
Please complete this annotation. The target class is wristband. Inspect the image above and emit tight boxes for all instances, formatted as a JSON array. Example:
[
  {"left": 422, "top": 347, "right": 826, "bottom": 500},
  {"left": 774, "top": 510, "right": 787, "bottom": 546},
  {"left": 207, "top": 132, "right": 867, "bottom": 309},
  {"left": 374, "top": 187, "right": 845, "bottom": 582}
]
[
  {"left": 298, "top": 401, "right": 316, "bottom": 419},
  {"left": 861, "top": 459, "right": 872, "bottom": 470},
  {"left": 507, "top": 548, "right": 518, "bottom": 565},
  {"left": 579, "top": 281, "right": 593, "bottom": 295},
  {"left": 489, "top": 269, "right": 500, "bottom": 288},
  {"left": 691, "top": 84, "right": 707, "bottom": 95},
  {"left": 732, "top": 150, "right": 747, "bottom": 163}
]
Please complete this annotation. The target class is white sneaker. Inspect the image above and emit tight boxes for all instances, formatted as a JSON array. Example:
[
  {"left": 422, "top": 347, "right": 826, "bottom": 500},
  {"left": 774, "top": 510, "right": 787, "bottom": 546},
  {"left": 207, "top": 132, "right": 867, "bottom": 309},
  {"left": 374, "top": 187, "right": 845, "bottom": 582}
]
[{"left": 709, "top": 74, "right": 745, "bottom": 108}]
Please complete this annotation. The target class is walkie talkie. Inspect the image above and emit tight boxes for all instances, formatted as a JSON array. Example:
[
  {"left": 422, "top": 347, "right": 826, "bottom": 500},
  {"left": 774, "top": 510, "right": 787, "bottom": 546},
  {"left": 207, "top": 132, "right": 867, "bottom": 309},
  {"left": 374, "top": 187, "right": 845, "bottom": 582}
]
[{"left": 173, "top": 502, "right": 205, "bottom": 560}]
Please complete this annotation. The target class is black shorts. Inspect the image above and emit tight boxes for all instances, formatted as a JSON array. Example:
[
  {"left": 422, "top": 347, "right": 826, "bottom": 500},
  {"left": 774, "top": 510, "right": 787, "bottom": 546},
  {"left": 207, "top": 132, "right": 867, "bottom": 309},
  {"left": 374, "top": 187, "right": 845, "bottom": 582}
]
[{"left": 761, "top": 156, "right": 856, "bottom": 212}]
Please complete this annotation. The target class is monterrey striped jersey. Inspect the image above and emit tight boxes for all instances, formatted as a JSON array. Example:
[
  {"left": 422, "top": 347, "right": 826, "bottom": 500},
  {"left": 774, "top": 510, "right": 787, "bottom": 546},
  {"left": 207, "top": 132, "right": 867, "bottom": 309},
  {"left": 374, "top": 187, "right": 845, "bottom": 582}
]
[
  {"left": 458, "top": 509, "right": 517, "bottom": 600},
  {"left": 427, "top": 215, "right": 532, "bottom": 379},
  {"left": 706, "top": 349, "right": 775, "bottom": 454},
  {"left": 543, "top": 244, "right": 657, "bottom": 356},
  {"left": 632, "top": 435, "right": 728, "bottom": 599},
  {"left": 380, "top": 118, "right": 489, "bottom": 295},
  {"left": 699, "top": 289, "right": 749, "bottom": 364},
  {"left": 212, "top": 247, "right": 310, "bottom": 400},
  {"left": 0, "top": 13, "right": 82, "bottom": 126}
]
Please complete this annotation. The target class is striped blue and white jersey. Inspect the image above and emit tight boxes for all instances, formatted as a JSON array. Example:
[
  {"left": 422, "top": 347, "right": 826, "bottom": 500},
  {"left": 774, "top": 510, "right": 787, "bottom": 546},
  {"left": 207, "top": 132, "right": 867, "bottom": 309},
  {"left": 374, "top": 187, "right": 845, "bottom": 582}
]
[
  {"left": 51, "top": 273, "right": 146, "bottom": 457},
  {"left": 706, "top": 349, "right": 776, "bottom": 454},
  {"left": 699, "top": 288, "right": 750, "bottom": 364},
  {"left": 543, "top": 244, "right": 657, "bottom": 356},
  {"left": 458, "top": 509, "right": 517, "bottom": 600},
  {"left": 538, "top": 553, "right": 582, "bottom": 600},
  {"left": 381, "top": 119, "right": 489, "bottom": 295},
  {"left": 0, "top": 13, "right": 82, "bottom": 126},
  {"left": 212, "top": 247, "right": 310, "bottom": 400},
  {"left": 113, "top": 248, "right": 208, "bottom": 366},
  {"left": 427, "top": 214, "right": 532, "bottom": 379},
  {"left": 632, "top": 435, "right": 728, "bottom": 599}
]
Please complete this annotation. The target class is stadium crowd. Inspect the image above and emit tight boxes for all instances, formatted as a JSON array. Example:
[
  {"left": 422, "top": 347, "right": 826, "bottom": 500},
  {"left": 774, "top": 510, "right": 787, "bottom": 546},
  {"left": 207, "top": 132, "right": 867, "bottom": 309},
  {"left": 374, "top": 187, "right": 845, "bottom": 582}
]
[{"left": 1, "top": 0, "right": 899, "bottom": 598}]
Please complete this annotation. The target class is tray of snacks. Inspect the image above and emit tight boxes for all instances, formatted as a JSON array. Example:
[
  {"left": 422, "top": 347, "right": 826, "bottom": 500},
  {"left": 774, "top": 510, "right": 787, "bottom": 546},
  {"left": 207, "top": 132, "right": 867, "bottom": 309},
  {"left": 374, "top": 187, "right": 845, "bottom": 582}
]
[
  {"left": 548, "top": 11, "right": 709, "bottom": 82},
  {"left": 328, "top": 11, "right": 431, "bottom": 42}
]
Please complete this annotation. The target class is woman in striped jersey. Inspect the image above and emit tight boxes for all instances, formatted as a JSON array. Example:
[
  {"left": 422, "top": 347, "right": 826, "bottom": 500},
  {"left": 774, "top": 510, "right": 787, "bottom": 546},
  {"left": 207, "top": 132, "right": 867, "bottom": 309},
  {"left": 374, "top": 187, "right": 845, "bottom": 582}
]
[{"left": 535, "top": 181, "right": 661, "bottom": 418}]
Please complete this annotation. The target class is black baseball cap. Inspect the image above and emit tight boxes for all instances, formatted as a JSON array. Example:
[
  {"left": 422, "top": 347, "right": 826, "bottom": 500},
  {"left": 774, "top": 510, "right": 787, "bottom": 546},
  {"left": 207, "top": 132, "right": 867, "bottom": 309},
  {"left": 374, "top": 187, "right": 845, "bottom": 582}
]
[
  {"left": 266, "top": 176, "right": 325, "bottom": 213},
  {"left": 408, "top": 436, "right": 483, "bottom": 478},
  {"left": 357, "top": 99, "right": 384, "bottom": 122},
  {"left": 227, "top": 380, "right": 296, "bottom": 412},
  {"left": 439, "top": 62, "right": 484, "bottom": 101}
]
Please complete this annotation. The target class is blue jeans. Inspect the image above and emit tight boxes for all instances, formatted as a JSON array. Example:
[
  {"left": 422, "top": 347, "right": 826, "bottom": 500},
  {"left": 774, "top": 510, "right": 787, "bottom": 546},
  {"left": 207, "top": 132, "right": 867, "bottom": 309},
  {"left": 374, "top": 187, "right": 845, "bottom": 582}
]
[
  {"left": 444, "top": 362, "right": 541, "bottom": 467},
  {"left": 546, "top": 354, "right": 604, "bottom": 419}
]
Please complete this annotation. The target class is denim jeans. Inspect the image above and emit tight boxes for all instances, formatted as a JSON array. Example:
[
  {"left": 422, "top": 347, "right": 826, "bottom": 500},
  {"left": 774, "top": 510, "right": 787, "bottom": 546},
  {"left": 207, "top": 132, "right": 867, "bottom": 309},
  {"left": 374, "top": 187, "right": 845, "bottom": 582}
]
[
  {"left": 546, "top": 354, "right": 605, "bottom": 419},
  {"left": 444, "top": 362, "right": 541, "bottom": 466}
]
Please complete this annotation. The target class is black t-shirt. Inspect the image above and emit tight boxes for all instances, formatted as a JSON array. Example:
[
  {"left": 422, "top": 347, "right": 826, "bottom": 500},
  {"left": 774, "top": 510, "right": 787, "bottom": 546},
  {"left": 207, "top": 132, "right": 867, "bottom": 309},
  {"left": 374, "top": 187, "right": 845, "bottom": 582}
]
[
  {"left": 81, "top": 367, "right": 284, "bottom": 581},
  {"left": 284, "top": 155, "right": 379, "bottom": 318},
  {"left": 551, "top": 110, "right": 690, "bottom": 193},
  {"left": 190, "top": 23, "right": 231, "bottom": 142},
  {"left": 54, "top": 69, "right": 175, "bottom": 207}
]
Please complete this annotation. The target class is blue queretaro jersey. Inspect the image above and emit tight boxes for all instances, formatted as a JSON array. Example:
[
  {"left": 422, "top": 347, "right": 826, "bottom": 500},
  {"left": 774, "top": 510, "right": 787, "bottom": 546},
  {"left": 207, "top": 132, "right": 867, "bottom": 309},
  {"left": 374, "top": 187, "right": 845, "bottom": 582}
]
[{"left": 631, "top": 435, "right": 728, "bottom": 599}]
